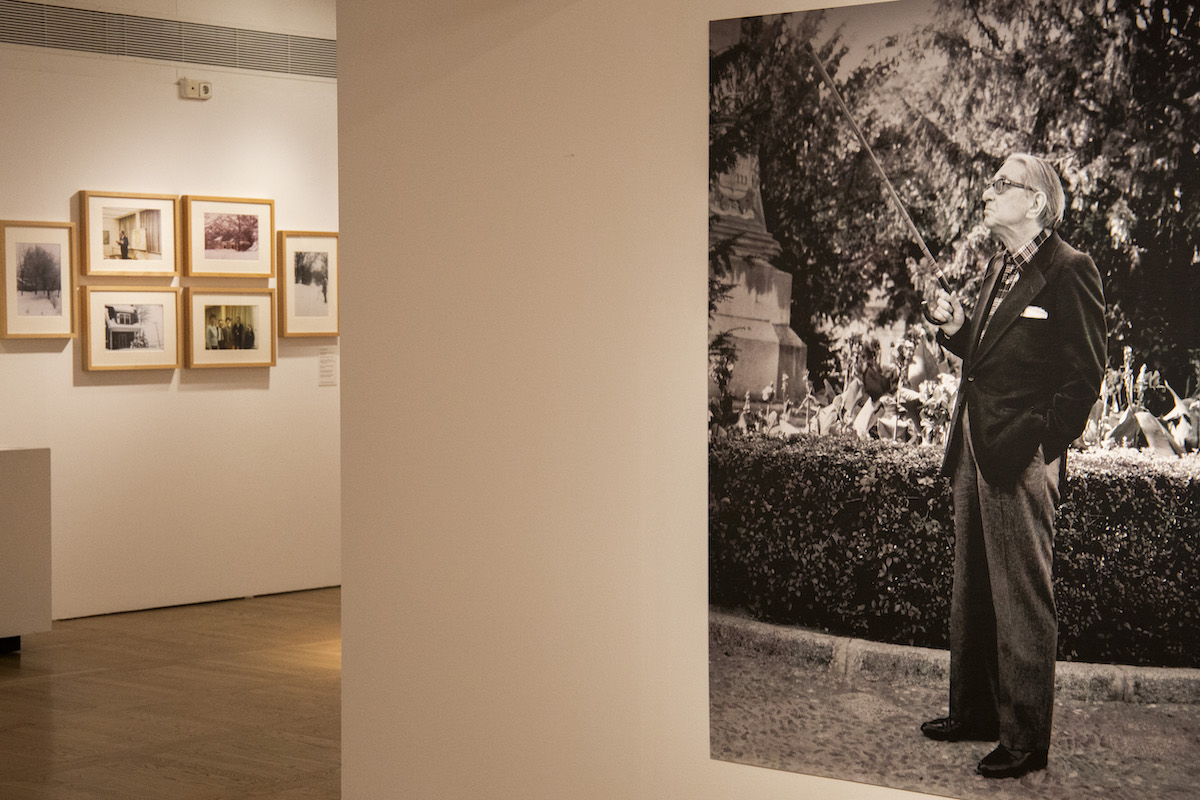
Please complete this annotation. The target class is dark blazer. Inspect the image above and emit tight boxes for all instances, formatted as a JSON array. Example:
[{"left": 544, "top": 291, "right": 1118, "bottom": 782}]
[{"left": 939, "top": 232, "right": 1106, "bottom": 485}]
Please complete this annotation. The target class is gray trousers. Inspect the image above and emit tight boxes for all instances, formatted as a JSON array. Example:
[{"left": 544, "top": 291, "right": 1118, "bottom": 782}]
[{"left": 949, "top": 408, "right": 1060, "bottom": 752}]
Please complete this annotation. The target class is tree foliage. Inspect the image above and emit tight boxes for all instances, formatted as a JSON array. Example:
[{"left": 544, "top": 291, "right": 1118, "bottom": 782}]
[{"left": 711, "top": 0, "right": 1199, "bottom": 389}]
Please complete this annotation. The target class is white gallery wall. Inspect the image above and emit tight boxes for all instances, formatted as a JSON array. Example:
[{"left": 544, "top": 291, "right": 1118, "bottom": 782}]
[
  {"left": 0, "top": 0, "right": 340, "bottom": 619},
  {"left": 339, "top": 0, "right": 935, "bottom": 798}
]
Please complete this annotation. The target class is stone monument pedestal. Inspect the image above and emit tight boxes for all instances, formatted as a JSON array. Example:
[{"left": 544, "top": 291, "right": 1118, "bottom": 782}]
[{"left": 708, "top": 153, "right": 807, "bottom": 404}]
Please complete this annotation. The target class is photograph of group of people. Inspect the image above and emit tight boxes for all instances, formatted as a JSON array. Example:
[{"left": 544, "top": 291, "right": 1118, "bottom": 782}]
[{"left": 204, "top": 305, "right": 259, "bottom": 351}]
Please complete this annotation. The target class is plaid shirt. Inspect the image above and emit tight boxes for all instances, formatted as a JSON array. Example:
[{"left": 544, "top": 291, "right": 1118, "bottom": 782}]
[{"left": 980, "top": 228, "right": 1051, "bottom": 340}]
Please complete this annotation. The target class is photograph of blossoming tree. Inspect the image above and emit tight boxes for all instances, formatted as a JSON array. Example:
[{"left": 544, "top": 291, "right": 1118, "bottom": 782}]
[{"left": 204, "top": 212, "right": 260, "bottom": 260}]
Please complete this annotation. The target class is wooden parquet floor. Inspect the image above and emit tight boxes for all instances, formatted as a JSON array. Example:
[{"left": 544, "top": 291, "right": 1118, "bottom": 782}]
[{"left": 0, "top": 588, "right": 340, "bottom": 799}]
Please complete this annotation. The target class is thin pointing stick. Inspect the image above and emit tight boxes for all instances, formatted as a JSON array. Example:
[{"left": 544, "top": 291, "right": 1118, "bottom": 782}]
[{"left": 803, "top": 43, "right": 952, "bottom": 294}]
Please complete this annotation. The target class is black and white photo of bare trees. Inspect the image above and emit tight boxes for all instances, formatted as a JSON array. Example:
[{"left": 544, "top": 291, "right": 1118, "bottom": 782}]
[
  {"left": 15, "top": 242, "right": 62, "bottom": 316},
  {"left": 292, "top": 250, "right": 330, "bottom": 316}
]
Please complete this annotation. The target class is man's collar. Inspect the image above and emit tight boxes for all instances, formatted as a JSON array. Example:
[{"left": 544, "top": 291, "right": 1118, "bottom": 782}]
[{"left": 1006, "top": 228, "right": 1051, "bottom": 269}]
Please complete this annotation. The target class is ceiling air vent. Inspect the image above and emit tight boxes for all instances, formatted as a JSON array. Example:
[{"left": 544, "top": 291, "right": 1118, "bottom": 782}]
[
  {"left": 122, "top": 13, "right": 184, "bottom": 63},
  {"left": 0, "top": 0, "right": 337, "bottom": 79},
  {"left": 181, "top": 21, "right": 239, "bottom": 70},
  {"left": 288, "top": 36, "right": 338, "bottom": 80}
]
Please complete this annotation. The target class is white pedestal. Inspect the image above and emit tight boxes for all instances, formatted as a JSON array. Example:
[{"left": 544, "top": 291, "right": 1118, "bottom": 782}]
[{"left": 0, "top": 448, "right": 52, "bottom": 642}]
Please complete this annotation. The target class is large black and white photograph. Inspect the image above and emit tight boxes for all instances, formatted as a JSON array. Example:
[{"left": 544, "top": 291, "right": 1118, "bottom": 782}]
[
  {"left": 184, "top": 196, "right": 275, "bottom": 277},
  {"left": 82, "top": 286, "right": 180, "bottom": 370},
  {"left": 78, "top": 191, "right": 179, "bottom": 276},
  {"left": 708, "top": 1, "right": 1198, "bottom": 798},
  {"left": 185, "top": 288, "right": 275, "bottom": 368},
  {"left": 278, "top": 230, "right": 339, "bottom": 337},
  {"left": 1, "top": 220, "right": 75, "bottom": 338}
]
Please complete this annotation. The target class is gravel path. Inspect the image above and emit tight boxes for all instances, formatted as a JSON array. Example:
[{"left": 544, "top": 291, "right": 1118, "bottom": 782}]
[{"left": 710, "top": 631, "right": 1200, "bottom": 799}]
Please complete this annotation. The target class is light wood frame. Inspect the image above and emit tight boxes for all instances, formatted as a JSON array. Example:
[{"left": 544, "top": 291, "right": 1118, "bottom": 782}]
[
  {"left": 277, "top": 230, "right": 339, "bottom": 337},
  {"left": 183, "top": 195, "right": 275, "bottom": 277},
  {"left": 1, "top": 220, "right": 77, "bottom": 338},
  {"left": 185, "top": 288, "right": 276, "bottom": 368},
  {"left": 77, "top": 190, "right": 181, "bottom": 276},
  {"left": 81, "top": 286, "right": 181, "bottom": 371}
]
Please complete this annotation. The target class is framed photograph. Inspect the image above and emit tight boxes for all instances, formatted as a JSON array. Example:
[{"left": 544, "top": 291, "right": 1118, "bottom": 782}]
[
  {"left": 81, "top": 286, "right": 180, "bottom": 371},
  {"left": 77, "top": 191, "right": 180, "bottom": 276},
  {"left": 1, "top": 220, "right": 76, "bottom": 338},
  {"left": 183, "top": 195, "right": 275, "bottom": 277},
  {"left": 185, "top": 288, "right": 276, "bottom": 368},
  {"left": 277, "top": 231, "right": 339, "bottom": 337}
]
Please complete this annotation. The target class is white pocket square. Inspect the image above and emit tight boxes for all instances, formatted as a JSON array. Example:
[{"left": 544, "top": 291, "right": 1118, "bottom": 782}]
[{"left": 1021, "top": 305, "right": 1048, "bottom": 319}]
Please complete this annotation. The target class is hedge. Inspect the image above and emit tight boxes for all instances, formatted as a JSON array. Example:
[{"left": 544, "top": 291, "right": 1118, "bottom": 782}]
[{"left": 708, "top": 434, "right": 1200, "bottom": 668}]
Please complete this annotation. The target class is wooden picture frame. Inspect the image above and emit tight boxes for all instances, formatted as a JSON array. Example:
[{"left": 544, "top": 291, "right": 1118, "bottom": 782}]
[
  {"left": 77, "top": 191, "right": 180, "bottom": 276},
  {"left": 185, "top": 288, "right": 276, "bottom": 368},
  {"left": 81, "top": 286, "right": 181, "bottom": 371},
  {"left": 183, "top": 195, "right": 275, "bottom": 277},
  {"left": 277, "top": 231, "right": 339, "bottom": 337},
  {"left": 1, "top": 220, "right": 77, "bottom": 339}
]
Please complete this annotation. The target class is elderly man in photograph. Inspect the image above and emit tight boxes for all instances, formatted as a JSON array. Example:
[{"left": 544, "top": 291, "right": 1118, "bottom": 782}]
[{"left": 921, "top": 153, "right": 1106, "bottom": 778}]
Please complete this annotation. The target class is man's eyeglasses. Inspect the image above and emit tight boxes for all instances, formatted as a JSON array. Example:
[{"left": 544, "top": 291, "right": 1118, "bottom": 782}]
[{"left": 985, "top": 177, "right": 1035, "bottom": 194}]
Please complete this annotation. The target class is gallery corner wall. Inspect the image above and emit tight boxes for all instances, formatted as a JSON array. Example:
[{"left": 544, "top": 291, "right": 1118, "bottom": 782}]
[
  {"left": 339, "top": 0, "right": 936, "bottom": 797},
  {"left": 0, "top": 0, "right": 340, "bottom": 619}
]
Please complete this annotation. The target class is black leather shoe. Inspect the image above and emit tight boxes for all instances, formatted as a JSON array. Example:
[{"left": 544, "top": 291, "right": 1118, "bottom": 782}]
[
  {"left": 976, "top": 744, "right": 1048, "bottom": 778},
  {"left": 920, "top": 717, "right": 998, "bottom": 742}
]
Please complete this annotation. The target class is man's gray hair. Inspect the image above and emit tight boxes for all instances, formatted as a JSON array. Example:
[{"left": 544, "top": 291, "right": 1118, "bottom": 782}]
[{"left": 1008, "top": 153, "right": 1066, "bottom": 230}]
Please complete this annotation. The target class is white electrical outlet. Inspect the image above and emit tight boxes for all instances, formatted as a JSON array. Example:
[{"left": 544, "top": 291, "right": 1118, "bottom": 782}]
[{"left": 178, "top": 78, "right": 212, "bottom": 101}]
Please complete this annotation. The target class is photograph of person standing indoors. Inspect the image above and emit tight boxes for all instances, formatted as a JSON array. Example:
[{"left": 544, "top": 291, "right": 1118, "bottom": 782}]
[{"left": 921, "top": 153, "right": 1107, "bottom": 778}]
